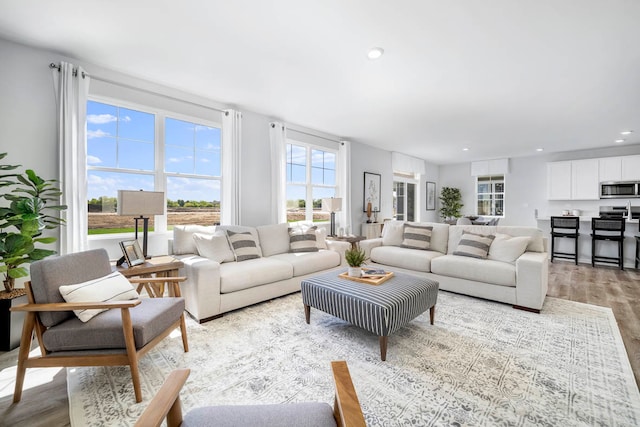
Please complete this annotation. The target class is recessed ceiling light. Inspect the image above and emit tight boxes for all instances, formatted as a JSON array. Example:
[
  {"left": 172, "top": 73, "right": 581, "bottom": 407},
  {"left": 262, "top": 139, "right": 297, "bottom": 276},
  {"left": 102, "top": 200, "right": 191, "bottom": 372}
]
[
  {"left": 615, "top": 139, "right": 625, "bottom": 143},
  {"left": 536, "top": 148, "right": 544, "bottom": 152},
  {"left": 367, "top": 47, "right": 384, "bottom": 60},
  {"left": 621, "top": 130, "right": 633, "bottom": 135},
  {"left": 462, "top": 148, "right": 469, "bottom": 151}
]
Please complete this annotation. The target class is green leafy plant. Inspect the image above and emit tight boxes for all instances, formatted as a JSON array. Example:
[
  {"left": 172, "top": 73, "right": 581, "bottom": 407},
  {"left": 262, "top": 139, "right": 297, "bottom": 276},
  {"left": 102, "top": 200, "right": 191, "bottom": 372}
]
[
  {"left": 439, "top": 187, "right": 463, "bottom": 221},
  {"left": 0, "top": 153, "right": 66, "bottom": 292},
  {"left": 344, "top": 247, "right": 367, "bottom": 268}
]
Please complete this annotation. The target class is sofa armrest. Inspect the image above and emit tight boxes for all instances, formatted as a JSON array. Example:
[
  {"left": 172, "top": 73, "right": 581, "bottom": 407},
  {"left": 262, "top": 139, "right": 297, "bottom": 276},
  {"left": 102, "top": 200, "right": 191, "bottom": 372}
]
[
  {"left": 326, "top": 240, "right": 351, "bottom": 266},
  {"left": 515, "top": 251, "right": 549, "bottom": 310},
  {"left": 359, "top": 238, "right": 382, "bottom": 259},
  {"left": 175, "top": 254, "right": 222, "bottom": 321}
]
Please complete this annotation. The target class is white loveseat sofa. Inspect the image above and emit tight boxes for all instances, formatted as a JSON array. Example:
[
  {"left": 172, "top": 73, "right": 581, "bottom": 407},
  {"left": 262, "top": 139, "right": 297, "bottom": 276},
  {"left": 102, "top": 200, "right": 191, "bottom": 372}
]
[
  {"left": 359, "top": 222, "right": 549, "bottom": 312},
  {"left": 169, "top": 223, "right": 351, "bottom": 322}
]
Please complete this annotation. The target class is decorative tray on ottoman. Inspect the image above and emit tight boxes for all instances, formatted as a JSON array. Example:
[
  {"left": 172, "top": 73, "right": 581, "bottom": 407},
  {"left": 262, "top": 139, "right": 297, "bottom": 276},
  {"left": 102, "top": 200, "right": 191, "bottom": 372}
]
[{"left": 338, "top": 269, "right": 394, "bottom": 285}]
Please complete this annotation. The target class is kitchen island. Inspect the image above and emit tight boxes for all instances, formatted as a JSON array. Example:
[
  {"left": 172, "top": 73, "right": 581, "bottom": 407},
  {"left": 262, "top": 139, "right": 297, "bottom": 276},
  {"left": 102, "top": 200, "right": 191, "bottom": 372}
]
[{"left": 536, "top": 216, "right": 639, "bottom": 268}]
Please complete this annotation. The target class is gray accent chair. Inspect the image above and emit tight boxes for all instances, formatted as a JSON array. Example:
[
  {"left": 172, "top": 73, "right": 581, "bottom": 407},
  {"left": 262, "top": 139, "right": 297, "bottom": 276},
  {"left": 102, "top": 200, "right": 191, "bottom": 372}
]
[
  {"left": 135, "top": 361, "right": 366, "bottom": 427},
  {"left": 11, "top": 249, "right": 189, "bottom": 403}
]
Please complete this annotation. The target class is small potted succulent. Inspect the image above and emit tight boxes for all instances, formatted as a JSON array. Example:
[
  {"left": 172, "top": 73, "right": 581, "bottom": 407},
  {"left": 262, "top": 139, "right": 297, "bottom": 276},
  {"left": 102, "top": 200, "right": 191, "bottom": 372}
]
[{"left": 344, "top": 247, "right": 367, "bottom": 277}]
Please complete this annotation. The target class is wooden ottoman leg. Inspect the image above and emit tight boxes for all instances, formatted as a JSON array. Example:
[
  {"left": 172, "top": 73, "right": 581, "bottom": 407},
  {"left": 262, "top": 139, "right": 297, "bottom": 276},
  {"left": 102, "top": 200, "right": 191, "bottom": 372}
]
[
  {"left": 379, "top": 336, "right": 387, "bottom": 361},
  {"left": 430, "top": 305, "right": 436, "bottom": 325},
  {"left": 304, "top": 304, "right": 310, "bottom": 324}
]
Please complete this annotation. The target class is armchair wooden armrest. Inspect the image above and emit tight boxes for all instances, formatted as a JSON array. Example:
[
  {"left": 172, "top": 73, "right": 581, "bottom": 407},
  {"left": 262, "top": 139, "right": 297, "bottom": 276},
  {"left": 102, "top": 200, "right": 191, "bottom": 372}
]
[
  {"left": 11, "top": 299, "right": 141, "bottom": 312},
  {"left": 135, "top": 361, "right": 365, "bottom": 427}
]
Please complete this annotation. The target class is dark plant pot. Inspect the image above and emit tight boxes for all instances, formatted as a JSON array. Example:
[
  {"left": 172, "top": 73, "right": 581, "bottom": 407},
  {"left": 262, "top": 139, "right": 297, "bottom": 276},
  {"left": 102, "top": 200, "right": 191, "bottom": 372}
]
[{"left": 0, "top": 289, "right": 27, "bottom": 351}]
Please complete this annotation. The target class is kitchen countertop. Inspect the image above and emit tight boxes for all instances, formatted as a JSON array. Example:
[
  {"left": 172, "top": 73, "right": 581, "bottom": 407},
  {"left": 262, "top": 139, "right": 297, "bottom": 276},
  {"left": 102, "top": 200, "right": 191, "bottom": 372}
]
[{"left": 536, "top": 216, "right": 639, "bottom": 223}]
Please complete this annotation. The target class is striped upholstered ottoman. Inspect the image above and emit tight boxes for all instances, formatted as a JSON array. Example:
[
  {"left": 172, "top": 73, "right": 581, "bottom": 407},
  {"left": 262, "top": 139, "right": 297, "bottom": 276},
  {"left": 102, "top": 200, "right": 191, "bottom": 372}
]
[{"left": 301, "top": 270, "right": 439, "bottom": 361}]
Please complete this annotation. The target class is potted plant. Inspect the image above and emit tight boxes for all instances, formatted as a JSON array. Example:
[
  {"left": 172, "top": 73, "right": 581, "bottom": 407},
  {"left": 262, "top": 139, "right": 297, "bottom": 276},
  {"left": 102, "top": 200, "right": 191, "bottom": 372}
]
[
  {"left": 439, "top": 187, "right": 463, "bottom": 224},
  {"left": 0, "top": 152, "right": 66, "bottom": 292},
  {"left": 344, "top": 247, "right": 367, "bottom": 277}
]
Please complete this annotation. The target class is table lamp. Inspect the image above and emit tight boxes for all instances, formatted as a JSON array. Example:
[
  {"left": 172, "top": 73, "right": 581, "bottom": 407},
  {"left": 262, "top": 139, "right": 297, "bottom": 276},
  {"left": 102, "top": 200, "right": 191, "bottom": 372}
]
[
  {"left": 117, "top": 190, "right": 165, "bottom": 260},
  {"left": 322, "top": 197, "right": 342, "bottom": 237}
]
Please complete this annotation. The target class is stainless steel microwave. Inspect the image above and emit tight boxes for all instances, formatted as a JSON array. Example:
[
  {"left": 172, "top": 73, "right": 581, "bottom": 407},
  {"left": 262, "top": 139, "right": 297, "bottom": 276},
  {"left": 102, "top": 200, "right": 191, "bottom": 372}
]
[{"left": 600, "top": 181, "right": 640, "bottom": 198}]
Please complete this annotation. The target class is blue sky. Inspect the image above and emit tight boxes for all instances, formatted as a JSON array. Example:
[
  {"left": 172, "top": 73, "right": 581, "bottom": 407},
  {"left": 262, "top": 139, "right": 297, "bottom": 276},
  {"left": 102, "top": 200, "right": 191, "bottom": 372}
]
[{"left": 86, "top": 101, "right": 221, "bottom": 203}]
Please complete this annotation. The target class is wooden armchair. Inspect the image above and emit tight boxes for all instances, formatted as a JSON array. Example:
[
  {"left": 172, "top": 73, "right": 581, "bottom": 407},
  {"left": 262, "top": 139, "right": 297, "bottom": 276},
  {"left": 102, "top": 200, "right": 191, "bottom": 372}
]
[
  {"left": 136, "top": 361, "right": 366, "bottom": 427},
  {"left": 10, "top": 249, "right": 189, "bottom": 403}
]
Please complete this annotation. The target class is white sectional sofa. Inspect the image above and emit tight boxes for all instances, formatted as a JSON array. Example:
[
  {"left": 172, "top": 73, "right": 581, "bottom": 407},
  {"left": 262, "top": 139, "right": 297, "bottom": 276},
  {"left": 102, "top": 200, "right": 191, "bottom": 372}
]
[
  {"left": 169, "top": 223, "right": 351, "bottom": 322},
  {"left": 359, "top": 222, "right": 549, "bottom": 312}
]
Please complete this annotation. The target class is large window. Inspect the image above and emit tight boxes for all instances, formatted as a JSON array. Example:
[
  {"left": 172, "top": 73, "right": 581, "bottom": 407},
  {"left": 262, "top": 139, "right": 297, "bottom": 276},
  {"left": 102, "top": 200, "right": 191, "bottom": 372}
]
[
  {"left": 477, "top": 175, "right": 505, "bottom": 216},
  {"left": 87, "top": 100, "right": 221, "bottom": 235},
  {"left": 285, "top": 142, "right": 336, "bottom": 222}
]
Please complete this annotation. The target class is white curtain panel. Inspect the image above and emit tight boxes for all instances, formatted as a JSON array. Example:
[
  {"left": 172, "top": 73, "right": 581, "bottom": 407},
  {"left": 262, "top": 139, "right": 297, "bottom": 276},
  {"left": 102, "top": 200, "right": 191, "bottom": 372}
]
[
  {"left": 221, "top": 109, "right": 242, "bottom": 225},
  {"left": 269, "top": 122, "right": 287, "bottom": 224},
  {"left": 337, "top": 140, "right": 352, "bottom": 233},
  {"left": 53, "top": 62, "right": 89, "bottom": 254}
]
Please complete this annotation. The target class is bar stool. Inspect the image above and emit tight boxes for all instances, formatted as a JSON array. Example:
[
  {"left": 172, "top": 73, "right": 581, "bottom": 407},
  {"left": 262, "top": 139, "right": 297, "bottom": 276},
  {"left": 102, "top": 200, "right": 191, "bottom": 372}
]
[
  {"left": 591, "top": 218, "right": 625, "bottom": 270},
  {"left": 550, "top": 216, "right": 580, "bottom": 264},
  {"left": 635, "top": 221, "right": 639, "bottom": 269}
]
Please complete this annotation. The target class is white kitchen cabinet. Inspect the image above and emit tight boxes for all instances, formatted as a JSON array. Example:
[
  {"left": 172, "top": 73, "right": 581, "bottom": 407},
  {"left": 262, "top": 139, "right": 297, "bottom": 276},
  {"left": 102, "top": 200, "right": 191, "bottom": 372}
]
[
  {"left": 571, "top": 158, "right": 600, "bottom": 200},
  {"left": 599, "top": 157, "right": 622, "bottom": 182},
  {"left": 471, "top": 158, "right": 509, "bottom": 176},
  {"left": 621, "top": 155, "right": 640, "bottom": 180},
  {"left": 547, "top": 161, "right": 572, "bottom": 200}
]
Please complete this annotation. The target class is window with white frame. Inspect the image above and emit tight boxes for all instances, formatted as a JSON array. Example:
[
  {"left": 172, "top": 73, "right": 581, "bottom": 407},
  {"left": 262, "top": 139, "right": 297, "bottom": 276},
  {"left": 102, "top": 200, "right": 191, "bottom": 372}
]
[
  {"left": 393, "top": 173, "right": 418, "bottom": 221},
  {"left": 285, "top": 142, "right": 337, "bottom": 223},
  {"left": 86, "top": 99, "right": 221, "bottom": 235},
  {"left": 477, "top": 175, "right": 505, "bottom": 216}
]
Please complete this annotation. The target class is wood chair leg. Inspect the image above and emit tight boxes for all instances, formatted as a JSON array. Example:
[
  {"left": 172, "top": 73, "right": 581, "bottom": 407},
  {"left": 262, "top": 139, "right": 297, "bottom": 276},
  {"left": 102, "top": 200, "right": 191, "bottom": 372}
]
[
  {"left": 13, "top": 311, "right": 37, "bottom": 403},
  {"left": 121, "top": 308, "right": 142, "bottom": 403},
  {"left": 379, "top": 336, "right": 387, "bottom": 361},
  {"left": 429, "top": 305, "right": 435, "bottom": 325},
  {"left": 179, "top": 313, "right": 189, "bottom": 352}
]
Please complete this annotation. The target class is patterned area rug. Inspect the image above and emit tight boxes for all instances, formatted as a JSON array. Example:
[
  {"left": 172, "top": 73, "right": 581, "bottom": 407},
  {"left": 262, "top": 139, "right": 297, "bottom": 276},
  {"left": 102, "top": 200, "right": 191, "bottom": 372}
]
[{"left": 67, "top": 291, "right": 640, "bottom": 426}]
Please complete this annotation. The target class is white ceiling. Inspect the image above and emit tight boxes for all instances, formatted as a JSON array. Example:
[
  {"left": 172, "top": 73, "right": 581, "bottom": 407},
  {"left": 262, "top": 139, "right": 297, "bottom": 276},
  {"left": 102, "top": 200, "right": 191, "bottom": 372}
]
[{"left": 1, "top": 0, "right": 639, "bottom": 164}]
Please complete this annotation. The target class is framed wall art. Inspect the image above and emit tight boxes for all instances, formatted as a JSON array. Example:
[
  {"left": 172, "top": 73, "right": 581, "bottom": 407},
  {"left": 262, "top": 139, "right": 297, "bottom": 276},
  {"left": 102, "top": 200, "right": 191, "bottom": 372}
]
[
  {"left": 363, "top": 172, "right": 381, "bottom": 212},
  {"left": 426, "top": 181, "right": 436, "bottom": 211}
]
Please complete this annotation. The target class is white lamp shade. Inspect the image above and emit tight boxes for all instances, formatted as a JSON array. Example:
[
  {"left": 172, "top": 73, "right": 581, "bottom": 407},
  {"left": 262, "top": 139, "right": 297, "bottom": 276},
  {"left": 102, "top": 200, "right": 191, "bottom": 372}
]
[
  {"left": 117, "top": 190, "right": 165, "bottom": 216},
  {"left": 322, "top": 197, "right": 342, "bottom": 212}
]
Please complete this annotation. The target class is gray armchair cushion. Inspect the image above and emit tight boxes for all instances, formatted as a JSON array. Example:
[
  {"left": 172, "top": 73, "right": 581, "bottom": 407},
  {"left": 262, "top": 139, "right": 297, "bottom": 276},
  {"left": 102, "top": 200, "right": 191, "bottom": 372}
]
[
  {"left": 182, "top": 402, "right": 336, "bottom": 427},
  {"left": 42, "top": 297, "right": 185, "bottom": 352},
  {"left": 30, "top": 249, "right": 113, "bottom": 328}
]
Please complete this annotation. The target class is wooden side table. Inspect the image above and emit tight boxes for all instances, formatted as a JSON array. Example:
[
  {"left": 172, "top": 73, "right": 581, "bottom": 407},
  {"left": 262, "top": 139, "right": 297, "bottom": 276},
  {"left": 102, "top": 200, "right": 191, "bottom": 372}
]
[
  {"left": 115, "top": 256, "right": 184, "bottom": 298},
  {"left": 328, "top": 235, "right": 366, "bottom": 250}
]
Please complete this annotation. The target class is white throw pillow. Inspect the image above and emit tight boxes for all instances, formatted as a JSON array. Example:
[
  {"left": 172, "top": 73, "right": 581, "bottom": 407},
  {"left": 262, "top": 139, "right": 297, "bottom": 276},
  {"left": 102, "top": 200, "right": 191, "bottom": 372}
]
[
  {"left": 257, "top": 223, "right": 290, "bottom": 257},
  {"left": 59, "top": 271, "right": 139, "bottom": 322},
  {"left": 193, "top": 231, "right": 235, "bottom": 263},
  {"left": 173, "top": 225, "right": 217, "bottom": 255},
  {"left": 382, "top": 221, "right": 405, "bottom": 246},
  {"left": 315, "top": 227, "right": 328, "bottom": 249},
  {"left": 488, "top": 234, "right": 531, "bottom": 263}
]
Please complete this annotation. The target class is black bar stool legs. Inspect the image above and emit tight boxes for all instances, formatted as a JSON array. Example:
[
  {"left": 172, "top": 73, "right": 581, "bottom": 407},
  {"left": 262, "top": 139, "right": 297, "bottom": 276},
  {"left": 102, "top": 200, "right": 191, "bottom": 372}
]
[
  {"left": 550, "top": 216, "right": 580, "bottom": 265},
  {"left": 591, "top": 218, "right": 625, "bottom": 270}
]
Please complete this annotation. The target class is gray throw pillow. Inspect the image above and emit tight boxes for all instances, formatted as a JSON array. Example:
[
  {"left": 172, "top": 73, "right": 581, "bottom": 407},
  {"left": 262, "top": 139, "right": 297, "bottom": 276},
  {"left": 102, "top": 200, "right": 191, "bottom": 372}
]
[
  {"left": 226, "top": 230, "right": 261, "bottom": 262},
  {"left": 400, "top": 223, "right": 433, "bottom": 250},
  {"left": 453, "top": 232, "right": 495, "bottom": 259}
]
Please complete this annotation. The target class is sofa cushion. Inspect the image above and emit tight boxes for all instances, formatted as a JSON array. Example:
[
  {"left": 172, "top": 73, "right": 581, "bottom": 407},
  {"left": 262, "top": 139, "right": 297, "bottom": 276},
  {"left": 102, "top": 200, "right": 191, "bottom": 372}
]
[
  {"left": 42, "top": 297, "right": 185, "bottom": 351},
  {"left": 219, "top": 258, "right": 293, "bottom": 293},
  {"left": 370, "top": 245, "right": 443, "bottom": 272},
  {"left": 173, "top": 225, "right": 217, "bottom": 255},
  {"left": 453, "top": 232, "right": 495, "bottom": 259},
  {"left": 400, "top": 223, "right": 432, "bottom": 250},
  {"left": 58, "top": 271, "right": 139, "bottom": 322},
  {"left": 488, "top": 234, "right": 531, "bottom": 264},
  {"left": 289, "top": 226, "right": 320, "bottom": 253},
  {"left": 431, "top": 255, "right": 516, "bottom": 287},
  {"left": 257, "top": 223, "right": 290, "bottom": 257},
  {"left": 227, "top": 231, "right": 262, "bottom": 262},
  {"left": 193, "top": 231, "right": 235, "bottom": 263},
  {"left": 271, "top": 250, "right": 341, "bottom": 276}
]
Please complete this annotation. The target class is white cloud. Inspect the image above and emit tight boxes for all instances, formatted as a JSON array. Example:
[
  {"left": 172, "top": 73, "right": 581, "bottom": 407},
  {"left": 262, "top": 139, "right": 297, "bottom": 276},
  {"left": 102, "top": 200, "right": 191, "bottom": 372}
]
[
  {"left": 121, "top": 115, "right": 131, "bottom": 123},
  {"left": 87, "top": 129, "right": 110, "bottom": 139},
  {"left": 87, "top": 114, "right": 117, "bottom": 124},
  {"left": 87, "top": 155, "right": 102, "bottom": 165}
]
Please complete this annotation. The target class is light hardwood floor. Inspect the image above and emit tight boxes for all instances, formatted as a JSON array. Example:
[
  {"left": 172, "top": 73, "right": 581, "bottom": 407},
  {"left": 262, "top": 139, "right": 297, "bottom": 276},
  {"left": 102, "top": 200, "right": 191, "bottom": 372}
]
[{"left": 1, "top": 261, "right": 638, "bottom": 425}]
